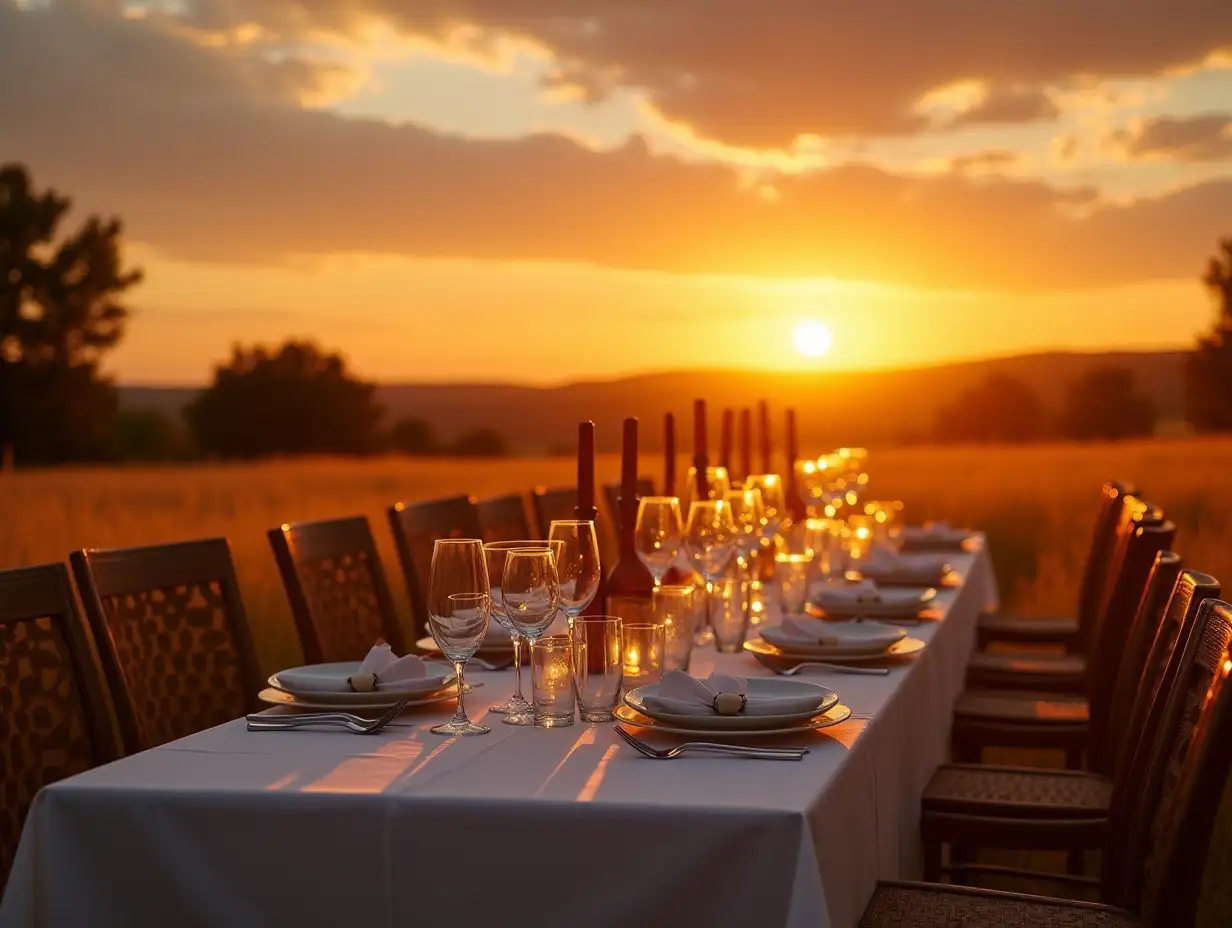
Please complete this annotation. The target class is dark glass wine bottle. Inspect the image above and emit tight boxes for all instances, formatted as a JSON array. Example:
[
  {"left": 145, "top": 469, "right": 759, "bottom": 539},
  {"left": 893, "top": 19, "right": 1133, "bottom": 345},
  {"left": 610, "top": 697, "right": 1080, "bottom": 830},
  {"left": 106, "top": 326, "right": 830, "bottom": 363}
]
[
  {"left": 785, "top": 407, "right": 808, "bottom": 522},
  {"left": 738, "top": 407, "right": 752, "bottom": 483},
  {"left": 573, "top": 420, "right": 607, "bottom": 616},
  {"left": 661, "top": 411, "right": 689, "bottom": 586},
  {"left": 606, "top": 417, "right": 655, "bottom": 605},
  {"left": 758, "top": 399, "right": 772, "bottom": 474},
  {"left": 719, "top": 408, "right": 734, "bottom": 475}
]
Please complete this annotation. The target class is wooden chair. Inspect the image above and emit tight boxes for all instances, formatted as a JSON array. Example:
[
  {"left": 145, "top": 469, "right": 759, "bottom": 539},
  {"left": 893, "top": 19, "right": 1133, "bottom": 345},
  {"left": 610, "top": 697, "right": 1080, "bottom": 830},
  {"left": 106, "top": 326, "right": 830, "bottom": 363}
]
[
  {"left": 919, "top": 558, "right": 1212, "bottom": 884},
  {"left": 975, "top": 479, "right": 1137, "bottom": 654},
  {"left": 0, "top": 564, "right": 120, "bottom": 894},
  {"left": 529, "top": 486, "right": 575, "bottom": 539},
  {"left": 860, "top": 598, "right": 1232, "bottom": 928},
  {"left": 475, "top": 492, "right": 535, "bottom": 542},
  {"left": 636, "top": 476, "right": 655, "bottom": 498},
  {"left": 949, "top": 498, "right": 1167, "bottom": 766},
  {"left": 70, "top": 538, "right": 263, "bottom": 755},
  {"left": 268, "top": 516, "right": 406, "bottom": 664},
  {"left": 388, "top": 495, "right": 482, "bottom": 637}
]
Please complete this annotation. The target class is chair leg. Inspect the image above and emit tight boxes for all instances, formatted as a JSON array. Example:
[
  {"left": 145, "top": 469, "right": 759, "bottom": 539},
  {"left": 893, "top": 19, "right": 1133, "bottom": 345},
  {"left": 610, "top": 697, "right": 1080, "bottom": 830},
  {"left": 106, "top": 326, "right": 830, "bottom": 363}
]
[
  {"left": 923, "top": 838, "right": 943, "bottom": 883},
  {"left": 949, "top": 843, "right": 975, "bottom": 884},
  {"left": 1066, "top": 748, "right": 1083, "bottom": 770}
]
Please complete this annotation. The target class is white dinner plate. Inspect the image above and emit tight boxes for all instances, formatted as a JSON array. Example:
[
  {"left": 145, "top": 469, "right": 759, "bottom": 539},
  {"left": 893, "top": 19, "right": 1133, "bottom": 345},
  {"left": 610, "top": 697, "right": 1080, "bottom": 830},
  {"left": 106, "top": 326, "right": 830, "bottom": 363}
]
[
  {"left": 270, "top": 661, "right": 455, "bottom": 704},
  {"left": 744, "top": 636, "right": 926, "bottom": 665},
  {"left": 415, "top": 636, "right": 515, "bottom": 656},
  {"left": 807, "top": 586, "right": 937, "bottom": 619},
  {"left": 623, "top": 678, "right": 840, "bottom": 730},
  {"left": 256, "top": 681, "right": 482, "bottom": 711},
  {"left": 758, "top": 620, "right": 907, "bottom": 657},
  {"left": 900, "top": 527, "right": 976, "bottom": 551},
  {"left": 613, "top": 702, "right": 853, "bottom": 738}
]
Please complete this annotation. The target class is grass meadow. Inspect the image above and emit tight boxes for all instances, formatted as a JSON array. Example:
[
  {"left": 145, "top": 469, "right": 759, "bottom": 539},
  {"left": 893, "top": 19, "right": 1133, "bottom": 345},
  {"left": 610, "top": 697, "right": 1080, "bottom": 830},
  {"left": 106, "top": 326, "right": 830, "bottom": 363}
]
[{"left": 4, "top": 438, "right": 1232, "bottom": 922}]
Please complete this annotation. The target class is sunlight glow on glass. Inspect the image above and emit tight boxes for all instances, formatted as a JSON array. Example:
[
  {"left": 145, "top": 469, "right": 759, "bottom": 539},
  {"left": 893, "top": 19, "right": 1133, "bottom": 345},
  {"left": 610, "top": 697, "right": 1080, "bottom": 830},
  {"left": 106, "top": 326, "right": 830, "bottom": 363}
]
[{"left": 792, "top": 319, "right": 833, "bottom": 359}]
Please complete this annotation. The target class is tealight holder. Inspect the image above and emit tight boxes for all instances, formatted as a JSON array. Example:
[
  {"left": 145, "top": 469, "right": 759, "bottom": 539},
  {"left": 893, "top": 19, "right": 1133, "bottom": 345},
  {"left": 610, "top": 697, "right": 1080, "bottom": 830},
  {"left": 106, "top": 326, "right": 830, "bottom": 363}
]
[
  {"left": 775, "top": 552, "right": 813, "bottom": 616},
  {"left": 846, "top": 515, "right": 877, "bottom": 562},
  {"left": 621, "top": 622, "right": 665, "bottom": 686},
  {"left": 530, "top": 635, "right": 577, "bottom": 728}
]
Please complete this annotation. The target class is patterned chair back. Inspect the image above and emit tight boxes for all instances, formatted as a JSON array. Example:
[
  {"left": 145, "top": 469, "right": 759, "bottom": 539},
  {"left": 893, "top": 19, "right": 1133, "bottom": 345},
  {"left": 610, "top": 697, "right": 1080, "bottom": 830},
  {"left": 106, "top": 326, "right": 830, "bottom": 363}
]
[
  {"left": 475, "top": 493, "right": 535, "bottom": 543},
  {"left": 529, "top": 486, "right": 575, "bottom": 539},
  {"left": 71, "top": 538, "right": 262, "bottom": 754},
  {"left": 388, "top": 495, "right": 482, "bottom": 638},
  {"left": 268, "top": 516, "right": 406, "bottom": 664},
  {"left": 1075, "top": 480, "right": 1138, "bottom": 642},
  {"left": 0, "top": 564, "right": 118, "bottom": 894}
]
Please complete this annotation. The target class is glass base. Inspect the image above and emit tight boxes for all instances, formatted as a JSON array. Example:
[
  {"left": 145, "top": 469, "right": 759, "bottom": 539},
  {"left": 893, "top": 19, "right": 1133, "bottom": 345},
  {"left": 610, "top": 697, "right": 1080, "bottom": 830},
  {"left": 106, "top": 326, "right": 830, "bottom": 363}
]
[
  {"left": 501, "top": 710, "right": 535, "bottom": 726},
  {"left": 713, "top": 641, "right": 744, "bottom": 654},
  {"left": 694, "top": 628, "right": 715, "bottom": 647},
  {"left": 430, "top": 718, "right": 491, "bottom": 736},
  {"left": 489, "top": 694, "right": 532, "bottom": 716},
  {"left": 579, "top": 707, "right": 616, "bottom": 722},
  {"left": 534, "top": 714, "right": 575, "bottom": 728}
]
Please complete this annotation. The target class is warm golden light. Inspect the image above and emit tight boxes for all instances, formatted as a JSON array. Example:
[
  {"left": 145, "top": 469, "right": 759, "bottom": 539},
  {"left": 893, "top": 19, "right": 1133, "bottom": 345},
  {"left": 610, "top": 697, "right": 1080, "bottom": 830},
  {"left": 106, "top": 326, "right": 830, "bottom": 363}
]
[{"left": 792, "top": 319, "right": 833, "bottom": 359}]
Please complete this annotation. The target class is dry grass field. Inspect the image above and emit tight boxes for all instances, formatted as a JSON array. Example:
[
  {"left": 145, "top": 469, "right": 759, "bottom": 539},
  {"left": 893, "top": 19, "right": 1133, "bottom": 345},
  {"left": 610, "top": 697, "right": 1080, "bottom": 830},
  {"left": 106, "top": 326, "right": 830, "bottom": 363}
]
[{"left": 4, "top": 437, "right": 1232, "bottom": 922}]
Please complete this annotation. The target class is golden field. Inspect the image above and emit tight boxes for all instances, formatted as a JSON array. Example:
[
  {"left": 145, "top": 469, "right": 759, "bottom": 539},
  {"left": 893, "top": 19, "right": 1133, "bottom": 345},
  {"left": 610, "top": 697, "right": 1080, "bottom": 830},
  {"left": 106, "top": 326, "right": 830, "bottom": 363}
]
[{"left": 4, "top": 438, "right": 1232, "bottom": 923}]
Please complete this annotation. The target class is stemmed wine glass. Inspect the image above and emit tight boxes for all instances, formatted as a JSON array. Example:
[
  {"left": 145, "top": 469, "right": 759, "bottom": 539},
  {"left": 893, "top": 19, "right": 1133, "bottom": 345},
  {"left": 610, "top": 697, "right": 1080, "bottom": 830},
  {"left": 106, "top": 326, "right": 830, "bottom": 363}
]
[
  {"left": 426, "top": 539, "right": 492, "bottom": 737},
  {"left": 680, "top": 466, "right": 732, "bottom": 514},
  {"left": 502, "top": 549, "right": 562, "bottom": 725},
  {"left": 548, "top": 520, "right": 602, "bottom": 629},
  {"left": 634, "top": 496, "right": 684, "bottom": 586},
  {"left": 683, "top": 500, "right": 735, "bottom": 647},
  {"left": 744, "top": 474, "right": 787, "bottom": 543},
  {"left": 723, "top": 487, "right": 764, "bottom": 623},
  {"left": 484, "top": 540, "right": 564, "bottom": 724}
]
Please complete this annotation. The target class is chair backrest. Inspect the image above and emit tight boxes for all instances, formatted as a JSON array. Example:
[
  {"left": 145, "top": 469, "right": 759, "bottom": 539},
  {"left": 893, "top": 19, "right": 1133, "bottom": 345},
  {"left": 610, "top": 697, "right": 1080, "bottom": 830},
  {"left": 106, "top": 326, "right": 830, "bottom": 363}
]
[
  {"left": 268, "top": 516, "right": 406, "bottom": 665},
  {"left": 529, "top": 486, "right": 576, "bottom": 538},
  {"left": 475, "top": 492, "right": 535, "bottom": 543},
  {"left": 636, "top": 476, "right": 655, "bottom": 499},
  {"left": 70, "top": 538, "right": 262, "bottom": 755},
  {"left": 1084, "top": 496, "right": 1159, "bottom": 661},
  {"left": 388, "top": 495, "right": 482, "bottom": 636},
  {"left": 1076, "top": 480, "right": 1138, "bottom": 640},
  {"left": 1100, "top": 568, "right": 1219, "bottom": 907},
  {"left": 1088, "top": 517, "right": 1176, "bottom": 763},
  {"left": 1097, "top": 549, "right": 1183, "bottom": 775},
  {"left": 0, "top": 564, "right": 119, "bottom": 894},
  {"left": 1137, "top": 600, "right": 1232, "bottom": 928}
]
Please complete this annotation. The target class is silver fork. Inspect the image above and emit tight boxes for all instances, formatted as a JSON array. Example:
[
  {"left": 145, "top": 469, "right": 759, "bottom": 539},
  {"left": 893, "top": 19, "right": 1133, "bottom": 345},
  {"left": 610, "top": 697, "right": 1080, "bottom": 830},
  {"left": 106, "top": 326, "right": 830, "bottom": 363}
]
[
  {"left": 469, "top": 656, "right": 515, "bottom": 671},
  {"left": 773, "top": 661, "right": 890, "bottom": 677},
  {"left": 247, "top": 696, "right": 410, "bottom": 733},
  {"left": 613, "top": 726, "right": 808, "bottom": 761}
]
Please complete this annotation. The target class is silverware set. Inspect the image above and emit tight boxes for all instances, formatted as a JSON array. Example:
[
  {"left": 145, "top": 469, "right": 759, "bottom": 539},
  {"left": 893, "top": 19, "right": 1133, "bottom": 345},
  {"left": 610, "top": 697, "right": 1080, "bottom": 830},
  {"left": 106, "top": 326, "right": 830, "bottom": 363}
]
[
  {"left": 246, "top": 696, "right": 410, "bottom": 734},
  {"left": 613, "top": 725, "right": 808, "bottom": 761},
  {"left": 769, "top": 660, "right": 890, "bottom": 677}
]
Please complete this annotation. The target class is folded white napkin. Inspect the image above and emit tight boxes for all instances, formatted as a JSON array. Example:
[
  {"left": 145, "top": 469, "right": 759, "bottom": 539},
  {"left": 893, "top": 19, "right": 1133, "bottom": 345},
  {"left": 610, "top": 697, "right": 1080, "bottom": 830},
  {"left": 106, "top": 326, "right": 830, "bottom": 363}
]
[
  {"left": 278, "top": 644, "right": 434, "bottom": 693},
  {"left": 813, "top": 578, "right": 883, "bottom": 608},
  {"left": 901, "top": 521, "right": 970, "bottom": 547},
  {"left": 640, "top": 671, "right": 826, "bottom": 717},
  {"left": 762, "top": 616, "right": 906, "bottom": 650},
  {"left": 483, "top": 622, "right": 513, "bottom": 645},
  {"left": 862, "top": 548, "right": 950, "bottom": 580}
]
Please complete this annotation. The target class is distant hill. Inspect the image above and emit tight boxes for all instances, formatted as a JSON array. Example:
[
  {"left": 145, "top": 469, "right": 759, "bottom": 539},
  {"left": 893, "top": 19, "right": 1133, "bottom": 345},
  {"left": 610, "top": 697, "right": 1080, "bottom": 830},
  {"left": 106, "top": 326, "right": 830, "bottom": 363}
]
[{"left": 120, "top": 350, "right": 1188, "bottom": 454}]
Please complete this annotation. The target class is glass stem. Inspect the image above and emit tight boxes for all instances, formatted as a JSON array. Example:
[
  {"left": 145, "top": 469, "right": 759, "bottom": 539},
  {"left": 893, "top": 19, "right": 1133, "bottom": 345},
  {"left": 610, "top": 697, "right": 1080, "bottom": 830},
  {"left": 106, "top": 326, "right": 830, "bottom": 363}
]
[
  {"left": 705, "top": 580, "right": 716, "bottom": 637},
  {"left": 451, "top": 660, "right": 468, "bottom": 725},
  {"left": 511, "top": 637, "right": 524, "bottom": 700}
]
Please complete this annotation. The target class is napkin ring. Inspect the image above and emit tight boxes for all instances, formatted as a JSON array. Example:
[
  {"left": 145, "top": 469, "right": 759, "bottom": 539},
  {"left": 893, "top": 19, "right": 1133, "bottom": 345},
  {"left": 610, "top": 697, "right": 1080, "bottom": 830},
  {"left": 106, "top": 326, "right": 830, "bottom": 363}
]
[
  {"left": 348, "top": 672, "right": 378, "bottom": 693},
  {"left": 712, "top": 692, "right": 747, "bottom": 716}
]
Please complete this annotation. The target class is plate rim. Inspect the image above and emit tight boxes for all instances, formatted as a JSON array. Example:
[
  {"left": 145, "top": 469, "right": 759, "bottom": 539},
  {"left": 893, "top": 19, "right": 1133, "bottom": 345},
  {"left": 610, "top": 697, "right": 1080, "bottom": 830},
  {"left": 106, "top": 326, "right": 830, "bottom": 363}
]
[
  {"left": 622, "top": 678, "right": 840, "bottom": 728},
  {"left": 255, "top": 683, "right": 480, "bottom": 711},
  {"left": 269, "top": 660, "right": 456, "bottom": 698},
  {"left": 414, "top": 635, "right": 514, "bottom": 655},
  {"left": 744, "top": 636, "right": 926, "bottom": 664},
  {"left": 612, "top": 702, "right": 853, "bottom": 737},
  {"left": 756, "top": 620, "right": 907, "bottom": 656}
]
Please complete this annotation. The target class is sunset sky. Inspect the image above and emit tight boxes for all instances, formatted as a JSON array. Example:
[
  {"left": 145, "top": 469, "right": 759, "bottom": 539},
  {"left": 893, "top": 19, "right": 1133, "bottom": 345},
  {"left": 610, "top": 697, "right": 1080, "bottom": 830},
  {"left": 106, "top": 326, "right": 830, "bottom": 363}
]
[{"left": 4, "top": 1, "right": 1231, "bottom": 384}]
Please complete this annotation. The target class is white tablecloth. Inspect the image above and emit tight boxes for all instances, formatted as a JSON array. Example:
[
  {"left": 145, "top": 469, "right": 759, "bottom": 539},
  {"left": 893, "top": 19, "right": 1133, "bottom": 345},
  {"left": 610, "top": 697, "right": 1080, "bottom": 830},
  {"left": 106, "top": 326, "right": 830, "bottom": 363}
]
[{"left": 0, "top": 542, "right": 997, "bottom": 928}]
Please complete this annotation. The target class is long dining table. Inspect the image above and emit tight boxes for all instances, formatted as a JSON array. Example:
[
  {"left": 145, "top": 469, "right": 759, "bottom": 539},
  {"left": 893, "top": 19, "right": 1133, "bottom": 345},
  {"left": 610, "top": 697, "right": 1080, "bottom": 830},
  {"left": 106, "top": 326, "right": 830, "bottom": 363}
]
[{"left": 1, "top": 541, "right": 997, "bottom": 928}]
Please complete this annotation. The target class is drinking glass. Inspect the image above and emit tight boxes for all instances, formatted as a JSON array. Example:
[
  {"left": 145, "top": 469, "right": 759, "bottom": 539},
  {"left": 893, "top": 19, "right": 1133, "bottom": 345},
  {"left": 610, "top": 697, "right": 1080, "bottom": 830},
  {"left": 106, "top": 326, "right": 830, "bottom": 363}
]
[
  {"left": 680, "top": 466, "right": 732, "bottom": 514},
  {"left": 653, "top": 584, "right": 696, "bottom": 671},
  {"left": 775, "top": 552, "right": 813, "bottom": 616},
  {"left": 529, "top": 635, "right": 576, "bottom": 727},
  {"left": 426, "top": 539, "right": 492, "bottom": 736},
  {"left": 846, "top": 514, "right": 877, "bottom": 562},
  {"left": 548, "top": 520, "right": 602, "bottom": 629},
  {"left": 709, "top": 573, "right": 747, "bottom": 653},
  {"left": 484, "top": 540, "right": 564, "bottom": 724},
  {"left": 684, "top": 499, "right": 735, "bottom": 647},
  {"left": 571, "top": 616, "right": 623, "bottom": 722},
  {"left": 744, "top": 474, "right": 787, "bottom": 543},
  {"left": 622, "top": 622, "right": 665, "bottom": 684},
  {"left": 634, "top": 496, "right": 684, "bottom": 585},
  {"left": 865, "top": 500, "right": 904, "bottom": 549},
  {"left": 724, "top": 487, "right": 764, "bottom": 627},
  {"left": 838, "top": 448, "right": 870, "bottom": 509},
  {"left": 502, "top": 548, "right": 562, "bottom": 727},
  {"left": 803, "top": 518, "right": 846, "bottom": 579}
]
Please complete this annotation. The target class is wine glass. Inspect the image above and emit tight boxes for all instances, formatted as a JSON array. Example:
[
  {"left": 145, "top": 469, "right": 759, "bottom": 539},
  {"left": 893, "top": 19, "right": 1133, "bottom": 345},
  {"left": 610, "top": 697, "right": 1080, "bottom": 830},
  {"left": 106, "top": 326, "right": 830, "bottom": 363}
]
[
  {"left": 680, "top": 466, "right": 732, "bottom": 514},
  {"left": 723, "top": 487, "right": 764, "bottom": 626},
  {"left": 744, "top": 474, "right": 786, "bottom": 543},
  {"left": 426, "top": 539, "right": 492, "bottom": 737},
  {"left": 548, "top": 520, "right": 602, "bottom": 630},
  {"left": 683, "top": 500, "right": 735, "bottom": 647},
  {"left": 502, "top": 548, "right": 562, "bottom": 727},
  {"left": 484, "top": 540, "right": 564, "bottom": 724},
  {"left": 634, "top": 496, "right": 684, "bottom": 586}
]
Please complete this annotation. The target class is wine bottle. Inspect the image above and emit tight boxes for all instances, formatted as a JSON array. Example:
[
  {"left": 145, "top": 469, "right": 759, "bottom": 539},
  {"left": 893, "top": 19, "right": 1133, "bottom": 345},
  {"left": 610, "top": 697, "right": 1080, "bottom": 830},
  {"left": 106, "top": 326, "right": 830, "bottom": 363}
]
[
  {"left": 664, "top": 412, "right": 676, "bottom": 497},
  {"left": 574, "top": 420, "right": 607, "bottom": 616},
  {"left": 693, "top": 398, "right": 709, "bottom": 500},
  {"left": 739, "top": 408, "right": 752, "bottom": 482},
  {"left": 785, "top": 407, "right": 808, "bottom": 522},
  {"left": 606, "top": 417, "right": 655, "bottom": 604},
  {"left": 758, "top": 399, "right": 772, "bottom": 474},
  {"left": 719, "top": 408, "right": 734, "bottom": 476}
]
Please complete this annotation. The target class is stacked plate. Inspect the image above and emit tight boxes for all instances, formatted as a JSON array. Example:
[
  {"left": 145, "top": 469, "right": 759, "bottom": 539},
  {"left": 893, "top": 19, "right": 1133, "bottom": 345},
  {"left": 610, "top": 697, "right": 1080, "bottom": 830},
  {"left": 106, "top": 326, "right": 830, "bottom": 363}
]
[
  {"left": 615, "top": 677, "right": 852, "bottom": 738},
  {"left": 852, "top": 549, "right": 955, "bottom": 587},
  {"left": 747, "top": 616, "right": 926, "bottom": 668},
  {"left": 416, "top": 622, "right": 517, "bottom": 659},
  {"left": 807, "top": 579, "right": 937, "bottom": 621},
  {"left": 258, "top": 660, "right": 466, "bottom": 711},
  {"left": 900, "top": 523, "right": 976, "bottom": 552}
]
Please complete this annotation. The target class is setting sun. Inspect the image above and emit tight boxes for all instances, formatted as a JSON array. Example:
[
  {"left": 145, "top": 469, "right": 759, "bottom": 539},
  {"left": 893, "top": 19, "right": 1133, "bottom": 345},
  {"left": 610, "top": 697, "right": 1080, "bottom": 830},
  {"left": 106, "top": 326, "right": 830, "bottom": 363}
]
[{"left": 792, "top": 319, "right": 834, "bottom": 359}]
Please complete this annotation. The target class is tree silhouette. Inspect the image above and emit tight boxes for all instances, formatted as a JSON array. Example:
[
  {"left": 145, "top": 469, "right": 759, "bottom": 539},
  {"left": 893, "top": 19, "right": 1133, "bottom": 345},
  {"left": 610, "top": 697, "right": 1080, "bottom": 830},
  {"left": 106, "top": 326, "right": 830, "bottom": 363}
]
[
  {"left": 185, "top": 340, "right": 383, "bottom": 458},
  {"left": 1060, "top": 366, "right": 1157, "bottom": 441},
  {"left": 450, "top": 427, "right": 510, "bottom": 458},
  {"left": 387, "top": 417, "right": 439, "bottom": 455},
  {"left": 935, "top": 373, "right": 1046, "bottom": 444},
  {"left": 1185, "top": 237, "right": 1232, "bottom": 432},
  {"left": 0, "top": 163, "right": 142, "bottom": 466}
]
